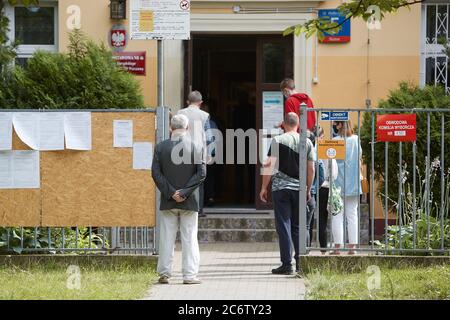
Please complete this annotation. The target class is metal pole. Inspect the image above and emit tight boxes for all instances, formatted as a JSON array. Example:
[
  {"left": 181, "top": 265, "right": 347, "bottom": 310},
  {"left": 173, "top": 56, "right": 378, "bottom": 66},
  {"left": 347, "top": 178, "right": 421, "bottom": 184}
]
[
  {"left": 154, "top": 39, "right": 165, "bottom": 255},
  {"left": 413, "top": 141, "right": 417, "bottom": 250},
  {"left": 441, "top": 113, "right": 445, "bottom": 251},
  {"left": 357, "top": 111, "right": 361, "bottom": 248},
  {"left": 398, "top": 142, "right": 403, "bottom": 250},
  {"left": 385, "top": 142, "right": 389, "bottom": 252},
  {"left": 299, "top": 103, "right": 308, "bottom": 256},
  {"left": 371, "top": 112, "right": 375, "bottom": 250},
  {"left": 426, "top": 113, "right": 431, "bottom": 249}
]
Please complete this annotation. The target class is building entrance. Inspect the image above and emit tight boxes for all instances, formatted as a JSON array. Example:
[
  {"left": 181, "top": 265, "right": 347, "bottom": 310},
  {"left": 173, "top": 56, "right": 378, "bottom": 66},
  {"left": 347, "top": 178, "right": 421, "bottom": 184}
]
[{"left": 186, "top": 34, "right": 293, "bottom": 210}]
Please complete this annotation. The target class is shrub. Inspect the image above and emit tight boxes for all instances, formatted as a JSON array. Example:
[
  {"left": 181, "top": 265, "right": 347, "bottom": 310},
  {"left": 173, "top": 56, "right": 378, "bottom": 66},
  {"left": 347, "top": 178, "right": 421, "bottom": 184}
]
[{"left": 0, "top": 30, "right": 144, "bottom": 109}]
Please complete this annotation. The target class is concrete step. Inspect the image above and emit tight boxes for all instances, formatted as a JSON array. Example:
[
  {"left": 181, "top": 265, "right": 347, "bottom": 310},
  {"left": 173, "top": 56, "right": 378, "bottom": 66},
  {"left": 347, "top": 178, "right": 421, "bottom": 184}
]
[
  {"left": 198, "top": 213, "right": 276, "bottom": 230},
  {"left": 198, "top": 229, "right": 277, "bottom": 242},
  {"left": 146, "top": 203, "right": 371, "bottom": 244}
]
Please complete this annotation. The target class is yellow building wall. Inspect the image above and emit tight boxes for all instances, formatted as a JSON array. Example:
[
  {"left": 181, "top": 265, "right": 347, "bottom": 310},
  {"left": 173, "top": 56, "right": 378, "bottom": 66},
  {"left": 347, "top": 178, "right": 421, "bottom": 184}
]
[
  {"left": 313, "top": 1, "right": 421, "bottom": 108},
  {"left": 58, "top": 0, "right": 157, "bottom": 107}
]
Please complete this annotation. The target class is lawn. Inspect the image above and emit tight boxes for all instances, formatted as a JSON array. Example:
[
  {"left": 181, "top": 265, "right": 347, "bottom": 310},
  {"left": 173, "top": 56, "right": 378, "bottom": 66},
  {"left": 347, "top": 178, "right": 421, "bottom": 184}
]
[
  {"left": 305, "top": 265, "right": 450, "bottom": 300},
  {"left": 0, "top": 260, "right": 157, "bottom": 300}
]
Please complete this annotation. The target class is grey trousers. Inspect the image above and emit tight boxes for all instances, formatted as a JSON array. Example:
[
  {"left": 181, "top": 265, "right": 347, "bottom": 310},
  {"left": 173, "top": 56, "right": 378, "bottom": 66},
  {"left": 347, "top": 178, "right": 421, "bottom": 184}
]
[{"left": 157, "top": 209, "right": 200, "bottom": 280}]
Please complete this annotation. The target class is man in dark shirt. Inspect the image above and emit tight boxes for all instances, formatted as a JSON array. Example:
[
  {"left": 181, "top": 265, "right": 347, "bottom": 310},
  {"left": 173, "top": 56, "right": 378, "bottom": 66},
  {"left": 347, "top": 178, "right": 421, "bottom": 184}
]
[{"left": 260, "top": 113, "right": 316, "bottom": 274}]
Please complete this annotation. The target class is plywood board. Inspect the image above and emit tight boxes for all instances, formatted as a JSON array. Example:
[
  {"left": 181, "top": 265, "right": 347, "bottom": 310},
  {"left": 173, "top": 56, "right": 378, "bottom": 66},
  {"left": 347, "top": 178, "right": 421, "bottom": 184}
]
[{"left": 41, "top": 112, "right": 156, "bottom": 227}]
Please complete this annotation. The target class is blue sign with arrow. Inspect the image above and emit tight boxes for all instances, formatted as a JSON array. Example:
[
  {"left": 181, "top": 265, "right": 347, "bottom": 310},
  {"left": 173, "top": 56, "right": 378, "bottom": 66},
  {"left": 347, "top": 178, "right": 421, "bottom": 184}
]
[{"left": 321, "top": 111, "right": 349, "bottom": 121}]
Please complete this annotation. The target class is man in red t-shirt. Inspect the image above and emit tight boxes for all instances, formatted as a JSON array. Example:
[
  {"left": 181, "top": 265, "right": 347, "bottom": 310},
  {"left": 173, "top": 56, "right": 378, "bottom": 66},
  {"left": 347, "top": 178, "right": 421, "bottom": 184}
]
[{"left": 280, "top": 78, "right": 316, "bottom": 132}]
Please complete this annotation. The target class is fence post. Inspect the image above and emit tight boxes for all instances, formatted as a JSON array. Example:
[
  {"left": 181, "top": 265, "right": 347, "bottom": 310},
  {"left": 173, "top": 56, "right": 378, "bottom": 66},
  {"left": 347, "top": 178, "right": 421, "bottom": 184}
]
[
  {"left": 154, "top": 106, "right": 170, "bottom": 255},
  {"left": 299, "top": 103, "right": 308, "bottom": 256}
]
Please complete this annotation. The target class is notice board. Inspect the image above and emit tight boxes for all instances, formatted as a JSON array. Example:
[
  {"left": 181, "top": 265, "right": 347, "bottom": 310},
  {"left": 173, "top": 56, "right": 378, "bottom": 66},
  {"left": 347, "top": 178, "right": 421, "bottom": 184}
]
[{"left": 0, "top": 111, "right": 156, "bottom": 227}]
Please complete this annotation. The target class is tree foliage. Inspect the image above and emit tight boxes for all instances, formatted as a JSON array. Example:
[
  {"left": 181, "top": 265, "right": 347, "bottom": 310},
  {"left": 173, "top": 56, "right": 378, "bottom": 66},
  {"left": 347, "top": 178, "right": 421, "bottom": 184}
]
[
  {"left": 283, "top": 0, "right": 424, "bottom": 40},
  {"left": 0, "top": 30, "right": 144, "bottom": 109}
]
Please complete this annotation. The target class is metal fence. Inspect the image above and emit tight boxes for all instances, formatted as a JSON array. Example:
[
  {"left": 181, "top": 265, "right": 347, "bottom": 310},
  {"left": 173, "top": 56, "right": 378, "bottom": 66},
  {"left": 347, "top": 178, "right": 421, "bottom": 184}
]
[
  {"left": 0, "top": 226, "right": 156, "bottom": 255},
  {"left": 299, "top": 106, "right": 450, "bottom": 255}
]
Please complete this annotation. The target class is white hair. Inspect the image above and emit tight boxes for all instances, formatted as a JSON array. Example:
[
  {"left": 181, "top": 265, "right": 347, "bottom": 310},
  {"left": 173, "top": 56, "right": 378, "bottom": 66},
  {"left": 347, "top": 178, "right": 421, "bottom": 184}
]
[{"left": 171, "top": 114, "right": 189, "bottom": 130}]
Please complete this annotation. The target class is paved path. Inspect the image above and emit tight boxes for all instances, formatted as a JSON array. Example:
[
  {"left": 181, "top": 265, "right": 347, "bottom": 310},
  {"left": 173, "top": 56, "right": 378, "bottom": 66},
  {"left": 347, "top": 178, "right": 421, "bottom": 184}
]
[{"left": 144, "top": 243, "right": 305, "bottom": 300}]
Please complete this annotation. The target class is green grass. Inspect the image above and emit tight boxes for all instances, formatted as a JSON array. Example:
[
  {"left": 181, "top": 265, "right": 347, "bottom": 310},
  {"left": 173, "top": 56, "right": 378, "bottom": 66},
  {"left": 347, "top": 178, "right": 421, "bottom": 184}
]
[
  {"left": 305, "top": 265, "right": 450, "bottom": 300},
  {"left": 0, "top": 262, "right": 157, "bottom": 300}
]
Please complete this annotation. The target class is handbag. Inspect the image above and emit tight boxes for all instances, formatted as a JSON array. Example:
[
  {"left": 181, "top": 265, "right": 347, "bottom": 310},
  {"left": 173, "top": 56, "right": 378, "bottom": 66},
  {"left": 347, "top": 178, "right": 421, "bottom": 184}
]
[
  {"left": 328, "top": 183, "right": 343, "bottom": 216},
  {"left": 361, "top": 177, "right": 369, "bottom": 194}
]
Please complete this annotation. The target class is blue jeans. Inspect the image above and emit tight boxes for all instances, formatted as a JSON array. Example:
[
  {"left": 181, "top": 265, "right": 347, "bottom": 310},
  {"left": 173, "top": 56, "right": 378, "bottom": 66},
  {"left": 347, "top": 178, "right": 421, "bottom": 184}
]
[{"left": 272, "top": 189, "right": 313, "bottom": 265}]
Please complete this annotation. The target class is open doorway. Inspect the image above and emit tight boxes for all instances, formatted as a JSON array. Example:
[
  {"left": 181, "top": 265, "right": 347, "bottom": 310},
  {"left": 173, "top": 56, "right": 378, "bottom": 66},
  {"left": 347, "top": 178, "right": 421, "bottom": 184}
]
[
  {"left": 192, "top": 36, "right": 257, "bottom": 208},
  {"left": 186, "top": 34, "right": 293, "bottom": 210}
]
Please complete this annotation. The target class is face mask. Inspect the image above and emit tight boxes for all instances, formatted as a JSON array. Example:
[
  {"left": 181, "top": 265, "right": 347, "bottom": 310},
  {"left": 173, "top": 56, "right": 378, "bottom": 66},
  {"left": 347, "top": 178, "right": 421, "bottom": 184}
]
[{"left": 332, "top": 124, "right": 338, "bottom": 133}]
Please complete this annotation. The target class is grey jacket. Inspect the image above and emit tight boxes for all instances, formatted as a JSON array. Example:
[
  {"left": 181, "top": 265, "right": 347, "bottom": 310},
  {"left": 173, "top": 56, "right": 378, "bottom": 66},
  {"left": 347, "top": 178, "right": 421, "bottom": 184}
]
[{"left": 151, "top": 134, "right": 206, "bottom": 212}]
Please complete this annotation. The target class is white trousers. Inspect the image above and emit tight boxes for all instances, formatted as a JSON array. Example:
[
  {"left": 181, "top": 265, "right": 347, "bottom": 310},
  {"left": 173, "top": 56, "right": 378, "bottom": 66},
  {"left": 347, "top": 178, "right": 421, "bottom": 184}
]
[
  {"left": 157, "top": 209, "right": 200, "bottom": 281},
  {"left": 331, "top": 196, "right": 359, "bottom": 245}
]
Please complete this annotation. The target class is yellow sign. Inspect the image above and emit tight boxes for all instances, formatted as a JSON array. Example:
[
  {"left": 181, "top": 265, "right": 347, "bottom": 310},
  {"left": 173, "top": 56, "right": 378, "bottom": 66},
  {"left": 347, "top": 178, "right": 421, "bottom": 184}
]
[
  {"left": 318, "top": 140, "right": 346, "bottom": 160},
  {"left": 139, "top": 10, "right": 154, "bottom": 32}
]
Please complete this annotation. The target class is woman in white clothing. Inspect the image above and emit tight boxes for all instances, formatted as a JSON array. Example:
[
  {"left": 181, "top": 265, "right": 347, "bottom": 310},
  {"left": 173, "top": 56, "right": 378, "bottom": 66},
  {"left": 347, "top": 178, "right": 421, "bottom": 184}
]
[{"left": 331, "top": 120, "right": 362, "bottom": 255}]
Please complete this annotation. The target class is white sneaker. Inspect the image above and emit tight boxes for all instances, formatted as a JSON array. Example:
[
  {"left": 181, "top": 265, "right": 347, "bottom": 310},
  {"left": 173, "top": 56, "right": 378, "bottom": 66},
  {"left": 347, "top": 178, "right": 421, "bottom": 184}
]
[{"left": 183, "top": 278, "right": 202, "bottom": 285}]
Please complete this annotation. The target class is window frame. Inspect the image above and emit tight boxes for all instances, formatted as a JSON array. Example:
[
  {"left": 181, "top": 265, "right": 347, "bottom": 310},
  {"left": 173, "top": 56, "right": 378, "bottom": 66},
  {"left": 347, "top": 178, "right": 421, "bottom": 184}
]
[
  {"left": 5, "top": 1, "right": 59, "bottom": 62},
  {"left": 421, "top": 2, "right": 450, "bottom": 92}
]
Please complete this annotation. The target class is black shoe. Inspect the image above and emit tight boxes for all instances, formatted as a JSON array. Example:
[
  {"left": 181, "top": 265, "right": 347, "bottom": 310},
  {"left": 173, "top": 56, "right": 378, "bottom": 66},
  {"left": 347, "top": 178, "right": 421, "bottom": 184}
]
[
  {"left": 295, "top": 258, "right": 300, "bottom": 273},
  {"left": 271, "top": 265, "right": 293, "bottom": 275},
  {"left": 198, "top": 213, "right": 207, "bottom": 218}
]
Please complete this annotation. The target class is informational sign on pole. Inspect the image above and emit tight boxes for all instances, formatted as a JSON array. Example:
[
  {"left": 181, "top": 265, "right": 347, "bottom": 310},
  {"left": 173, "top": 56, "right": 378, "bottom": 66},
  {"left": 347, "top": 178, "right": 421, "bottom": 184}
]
[
  {"left": 318, "top": 140, "right": 346, "bottom": 160},
  {"left": 321, "top": 111, "right": 349, "bottom": 121},
  {"left": 129, "top": 0, "right": 190, "bottom": 40},
  {"left": 377, "top": 114, "right": 417, "bottom": 142}
]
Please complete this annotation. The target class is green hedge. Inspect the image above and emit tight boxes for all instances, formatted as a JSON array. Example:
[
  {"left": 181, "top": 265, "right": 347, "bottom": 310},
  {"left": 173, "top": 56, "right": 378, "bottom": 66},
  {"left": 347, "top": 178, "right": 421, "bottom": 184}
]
[{"left": 0, "top": 30, "right": 144, "bottom": 109}]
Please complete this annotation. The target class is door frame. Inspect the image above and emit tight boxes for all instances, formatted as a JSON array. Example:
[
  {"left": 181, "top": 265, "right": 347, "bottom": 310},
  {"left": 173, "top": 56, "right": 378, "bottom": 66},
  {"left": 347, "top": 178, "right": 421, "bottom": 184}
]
[
  {"left": 255, "top": 35, "right": 294, "bottom": 209},
  {"left": 185, "top": 34, "right": 294, "bottom": 209}
]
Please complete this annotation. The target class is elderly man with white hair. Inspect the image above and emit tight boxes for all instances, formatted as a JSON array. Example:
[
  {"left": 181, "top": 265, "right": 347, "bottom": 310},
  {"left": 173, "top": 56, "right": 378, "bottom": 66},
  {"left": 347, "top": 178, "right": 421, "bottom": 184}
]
[{"left": 151, "top": 114, "right": 206, "bottom": 285}]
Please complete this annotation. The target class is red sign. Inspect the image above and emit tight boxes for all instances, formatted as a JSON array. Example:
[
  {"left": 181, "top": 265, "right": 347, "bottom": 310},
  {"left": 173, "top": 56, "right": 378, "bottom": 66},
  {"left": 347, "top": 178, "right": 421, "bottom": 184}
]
[
  {"left": 376, "top": 114, "right": 417, "bottom": 142},
  {"left": 112, "top": 52, "right": 146, "bottom": 76}
]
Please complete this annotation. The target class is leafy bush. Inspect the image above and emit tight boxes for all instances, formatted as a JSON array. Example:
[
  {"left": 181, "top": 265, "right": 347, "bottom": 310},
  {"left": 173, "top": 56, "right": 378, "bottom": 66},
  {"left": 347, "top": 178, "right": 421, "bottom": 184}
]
[
  {"left": 374, "top": 159, "right": 450, "bottom": 255},
  {"left": 0, "top": 227, "right": 108, "bottom": 254},
  {"left": 0, "top": 30, "right": 144, "bottom": 109},
  {"left": 360, "top": 82, "right": 450, "bottom": 211}
]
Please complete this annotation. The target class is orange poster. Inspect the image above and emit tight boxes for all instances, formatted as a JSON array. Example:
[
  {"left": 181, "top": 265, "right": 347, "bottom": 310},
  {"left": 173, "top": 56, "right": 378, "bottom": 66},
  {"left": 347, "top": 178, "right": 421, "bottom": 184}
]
[{"left": 318, "top": 140, "right": 346, "bottom": 160}]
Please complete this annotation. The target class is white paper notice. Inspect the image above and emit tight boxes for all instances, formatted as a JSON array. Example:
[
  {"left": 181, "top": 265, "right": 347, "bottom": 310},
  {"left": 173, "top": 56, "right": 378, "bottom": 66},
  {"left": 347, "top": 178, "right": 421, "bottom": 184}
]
[
  {"left": 133, "top": 142, "right": 153, "bottom": 170},
  {"left": 12, "top": 112, "right": 39, "bottom": 150},
  {"left": 263, "top": 91, "right": 284, "bottom": 134},
  {"left": 0, "top": 151, "right": 13, "bottom": 188},
  {"left": 12, "top": 150, "right": 40, "bottom": 189},
  {"left": 64, "top": 112, "right": 92, "bottom": 150},
  {"left": 114, "top": 120, "right": 133, "bottom": 148},
  {"left": 38, "top": 113, "right": 65, "bottom": 151},
  {"left": 130, "top": 0, "right": 190, "bottom": 40},
  {"left": 0, "top": 113, "right": 13, "bottom": 150}
]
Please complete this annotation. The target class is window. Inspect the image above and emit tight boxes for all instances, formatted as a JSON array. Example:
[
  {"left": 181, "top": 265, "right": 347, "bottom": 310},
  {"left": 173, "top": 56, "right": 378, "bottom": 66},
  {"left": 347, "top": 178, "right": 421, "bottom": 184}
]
[
  {"left": 421, "top": 3, "right": 450, "bottom": 92},
  {"left": 5, "top": 2, "right": 58, "bottom": 66}
]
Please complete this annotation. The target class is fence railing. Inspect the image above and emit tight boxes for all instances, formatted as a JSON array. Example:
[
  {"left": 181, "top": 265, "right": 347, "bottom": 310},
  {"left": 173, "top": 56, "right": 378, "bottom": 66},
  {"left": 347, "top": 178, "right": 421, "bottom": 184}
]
[
  {"left": 0, "top": 227, "right": 156, "bottom": 255},
  {"left": 299, "top": 106, "right": 450, "bottom": 256}
]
